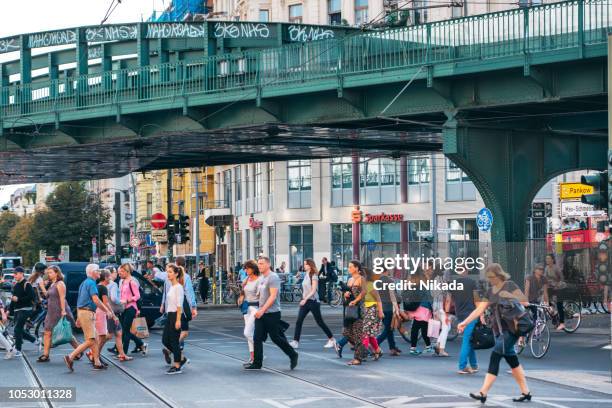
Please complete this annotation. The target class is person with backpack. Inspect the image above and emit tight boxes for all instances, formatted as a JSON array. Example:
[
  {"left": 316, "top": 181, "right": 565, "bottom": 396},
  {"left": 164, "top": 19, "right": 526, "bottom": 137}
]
[
  {"left": 289, "top": 259, "right": 336, "bottom": 350},
  {"left": 458, "top": 263, "right": 532, "bottom": 404},
  {"left": 10, "top": 267, "right": 38, "bottom": 356},
  {"left": 118, "top": 263, "right": 148, "bottom": 356}
]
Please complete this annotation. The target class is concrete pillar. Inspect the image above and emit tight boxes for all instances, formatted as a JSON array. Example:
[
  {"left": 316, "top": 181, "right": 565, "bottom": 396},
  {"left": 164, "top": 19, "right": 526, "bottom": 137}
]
[{"left": 352, "top": 153, "right": 360, "bottom": 260}]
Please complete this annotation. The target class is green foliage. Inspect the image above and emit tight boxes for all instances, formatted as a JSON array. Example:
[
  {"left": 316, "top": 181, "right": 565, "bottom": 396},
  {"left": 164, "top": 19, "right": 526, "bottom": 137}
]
[
  {"left": 0, "top": 211, "right": 20, "bottom": 253},
  {"left": 5, "top": 216, "right": 37, "bottom": 266},
  {"left": 5, "top": 182, "right": 113, "bottom": 265}
]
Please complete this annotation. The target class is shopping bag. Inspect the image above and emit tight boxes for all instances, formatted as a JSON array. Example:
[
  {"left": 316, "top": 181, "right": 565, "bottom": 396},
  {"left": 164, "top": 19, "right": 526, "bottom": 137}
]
[
  {"left": 427, "top": 318, "right": 441, "bottom": 338},
  {"left": 51, "top": 317, "right": 73, "bottom": 347},
  {"left": 130, "top": 317, "right": 149, "bottom": 339}
]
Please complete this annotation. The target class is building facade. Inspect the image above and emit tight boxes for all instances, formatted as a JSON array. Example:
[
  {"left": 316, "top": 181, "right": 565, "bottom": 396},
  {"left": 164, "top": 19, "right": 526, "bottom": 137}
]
[{"left": 214, "top": 0, "right": 548, "bottom": 26}]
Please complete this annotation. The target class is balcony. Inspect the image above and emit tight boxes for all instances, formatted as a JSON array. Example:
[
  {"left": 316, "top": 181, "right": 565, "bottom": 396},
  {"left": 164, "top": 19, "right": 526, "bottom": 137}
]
[{"left": 202, "top": 200, "right": 231, "bottom": 220}]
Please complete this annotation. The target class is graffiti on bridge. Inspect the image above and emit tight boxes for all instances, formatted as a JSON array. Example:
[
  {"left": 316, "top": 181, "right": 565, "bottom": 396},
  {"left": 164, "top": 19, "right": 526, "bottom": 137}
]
[
  {"left": 213, "top": 22, "right": 270, "bottom": 39},
  {"left": 288, "top": 25, "right": 335, "bottom": 42},
  {"left": 146, "top": 23, "right": 206, "bottom": 39},
  {"left": 0, "top": 37, "right": 19, "bottom": 53}
]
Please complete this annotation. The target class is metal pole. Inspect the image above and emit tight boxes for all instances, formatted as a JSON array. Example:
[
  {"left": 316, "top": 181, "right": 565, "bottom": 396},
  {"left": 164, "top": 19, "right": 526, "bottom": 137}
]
[
  {"left": 129, "top": 172, "right": 138, "bottom": 263},
  {"left": 167, "top": 169, "right": 173, "bottom": 262},
  {"left": 98, "top": 181, "right": 101, "bottom": 263},
  {"left": 114, "top": 192, "right": 121, "bottom": 263},
  {"left": 529, "top": 217, "right": 534, "bottom": 270},
  {"left": 431, "top": 153, "right": 437, "bottom": 254},
  {"left": 195, "top": 172, "right": 201, "bottom": 268}
]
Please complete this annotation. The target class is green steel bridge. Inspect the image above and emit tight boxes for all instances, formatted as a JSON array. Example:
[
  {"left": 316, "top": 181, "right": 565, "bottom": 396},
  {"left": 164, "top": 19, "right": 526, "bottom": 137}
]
[{"left": 0, "top": 0, "right": 610, "bottom": 279}]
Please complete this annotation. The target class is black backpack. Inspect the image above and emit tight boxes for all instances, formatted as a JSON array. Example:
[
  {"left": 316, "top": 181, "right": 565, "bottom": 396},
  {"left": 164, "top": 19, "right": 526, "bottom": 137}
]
[
  {"left": 497, "top": 298, "right": 534, "bottom": 337},
  {"left": 328, "top": 268, "right": 338, "bottom": 283},
  {"left": 182, "top": 295, "right": 192, "bottom": 322}
]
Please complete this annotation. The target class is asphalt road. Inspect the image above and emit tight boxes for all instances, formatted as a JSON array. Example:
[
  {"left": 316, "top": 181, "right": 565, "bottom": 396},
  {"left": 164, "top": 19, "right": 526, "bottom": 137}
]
[{"left": 0, "top": 304, "right": 610, "bottom": 408}]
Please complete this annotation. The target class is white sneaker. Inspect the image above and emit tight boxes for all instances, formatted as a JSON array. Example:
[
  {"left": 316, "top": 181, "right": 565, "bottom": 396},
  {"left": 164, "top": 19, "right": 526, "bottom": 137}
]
[
  {"left": 14, "top": 350, "right": 22, "bottom": 357},
  {"left": 289, "top": 340, "right": 299, "bottom": 349},
  {"left": 324, "top": 338, "right": 336, "bottom": 348},
  {"left": 4, "top": 348, "right": 15, "bottom": 359},
  {"left": 37, "top": 337, "right": 43, "bottom": 352}
]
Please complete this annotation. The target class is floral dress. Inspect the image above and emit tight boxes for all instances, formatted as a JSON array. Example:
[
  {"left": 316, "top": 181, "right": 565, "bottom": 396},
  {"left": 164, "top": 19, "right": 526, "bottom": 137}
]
[{"left": 343, "top": 281, "right": 366, "bottom": 360}]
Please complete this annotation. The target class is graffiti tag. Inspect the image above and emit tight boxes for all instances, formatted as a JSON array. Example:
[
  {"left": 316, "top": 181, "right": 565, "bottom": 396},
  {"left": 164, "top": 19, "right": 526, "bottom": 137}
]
[
  {"left": 213, "top": 22, "right": 270, "bottom": 39},
  {"left": 0, "top": 37, "right": 19, "bottom": 53},
  {"left": 147, "top": 23, "right": 206, "bottom": 39},
  {"left": 288, "top": 25, "right": 335, "bottom": 42},
  {"left": 86, "top": 25, "right": 137, "bottom": 42}
]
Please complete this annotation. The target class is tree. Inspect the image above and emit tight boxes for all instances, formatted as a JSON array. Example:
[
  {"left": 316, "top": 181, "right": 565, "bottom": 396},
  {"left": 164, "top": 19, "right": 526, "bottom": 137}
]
[
  {"left": 32, "top": 182, "right": 113, "bottom": 262},
  {"left": 5, "top": 216, "right": 37, "bottom": 266},
  {"left": 0, "top": 211, "right": 20, "bottom": 253}
]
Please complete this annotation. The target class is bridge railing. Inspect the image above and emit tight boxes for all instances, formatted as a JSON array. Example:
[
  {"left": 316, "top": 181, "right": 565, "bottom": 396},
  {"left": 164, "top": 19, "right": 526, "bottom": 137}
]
[{"left": 0, "top": 0, "right": 610, "bottom": 122}]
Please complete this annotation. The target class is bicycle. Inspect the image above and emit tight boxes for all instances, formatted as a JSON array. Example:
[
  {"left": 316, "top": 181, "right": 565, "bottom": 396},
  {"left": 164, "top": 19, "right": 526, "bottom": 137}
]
[
  {"left": 222, "top": 281, "right": 242, "bottom": 304},
  {"left": 327, "top": 282, "right": 343, "bottom": 308},
  {"left": 515, "top": 303, "right": 551, "bottom": 359}
]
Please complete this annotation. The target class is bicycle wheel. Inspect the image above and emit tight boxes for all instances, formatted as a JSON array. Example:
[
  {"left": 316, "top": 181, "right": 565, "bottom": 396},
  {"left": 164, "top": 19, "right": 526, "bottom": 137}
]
[
  {"left": 529, "top": 322, "right": 550, "bottom": 358},
  {"left": 223, "top": 289, "right": 236, "bottom": 304},
  {"left": 563, "top": 301, "right": 582, "bottom": 333},
  {"left": 329, "top": 288, "right": 342, "bottom": 308},
  {"left": 292, "top": 287, "right": 302, "bottom": 303}
]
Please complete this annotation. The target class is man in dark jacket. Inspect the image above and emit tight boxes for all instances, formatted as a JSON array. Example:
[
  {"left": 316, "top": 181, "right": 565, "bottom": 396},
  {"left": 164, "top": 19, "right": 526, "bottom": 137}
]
[
  {"left": 10, "top": 267, "right": 37, "bottom": 355},
  {"left": 318, "top": 258, "right": 330, "bottom": 303}
]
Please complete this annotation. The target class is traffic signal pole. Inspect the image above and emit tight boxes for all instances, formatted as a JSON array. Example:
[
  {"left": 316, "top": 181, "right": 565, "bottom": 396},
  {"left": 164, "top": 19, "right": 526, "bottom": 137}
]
[
  {"left": 608, "top": 35, "right": 612, "bottom": 228},
  {"left": 195, "top": 174, "right": 201, "bottom": 268},
  {"left": 167, "top": 169, "right": 173, "bottom": 261}
]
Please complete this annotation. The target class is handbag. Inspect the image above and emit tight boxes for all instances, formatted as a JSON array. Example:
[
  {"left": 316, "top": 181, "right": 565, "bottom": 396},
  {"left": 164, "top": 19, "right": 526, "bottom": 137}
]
[
  {"left": 427, "top": 318, "right": 441, "bottom": 338},
  {"left": 51, "top": 317, "right": 73, "bottom": 347},
  {"left": 182, "top": 296, "right": 192, "bottom": 322},
  {"left": 240, "top": 301, "right": 249, "bottom": 315},
  {"left": 344, "top": 304, "right": 361, "bottom": 323},
  {"left": 130, "top": 316, "right": 149, "bottom": 339},
  {"left": 470, "top": 322, "right": 495, "bottom": 350}
]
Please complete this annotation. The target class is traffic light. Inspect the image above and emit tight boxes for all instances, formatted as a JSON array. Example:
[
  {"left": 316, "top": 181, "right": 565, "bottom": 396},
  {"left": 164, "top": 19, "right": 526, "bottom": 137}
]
[
  {"left": 596, "top": 241, "right": 609, "bottom": 285},
  {"left": 178, "top": 215, "right": 190, "bottom": 243},
  {"left": 167, "top": 215, "right": 177, "bottom": 245},
  {"left": 581, "top": 171, "right": 608, "bottom": 210}
]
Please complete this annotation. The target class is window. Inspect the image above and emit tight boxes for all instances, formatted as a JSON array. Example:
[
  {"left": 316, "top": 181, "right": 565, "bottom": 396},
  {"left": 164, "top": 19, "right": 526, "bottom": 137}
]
[
  {"left": 446, "top": 159, "right": 476, "bottom": 201},
  {"left": 328, "top": 0, "right": 342, "bottom": 25},
  {"left": 146, "top": 193, "right": 152, "bottom": 219},
  {"left": 408, "top": 156, "right": 430, "bottom": 203},
  {"left": 223, "top": 169, "right": 231, "bottom": 207},
  {"left": 287, "top": 160, "right": 311, "bottom": 208},
  {"left": 235, "top": 165, "right": 242, "bottom": 215},
  {"left": 360, "top": 222, "right": 401, "bottom": 269},
  {"left": 259, "top": 9, "right": 270, "bottom": 21},
  {"left": 246, "top": 229, "right": 251, "bottom": 259},
  {"left": 289, "top": 4, "right": 303, "bottom": 23},
  {"left": 360, "top": 157, "right": 400, "bottom": 205},
  {"left": 451, "top": 1, "right": 464, "bottom": 17},
  {"left": 245, "top": 164, "right": 250, "bottom": 199},
  {"left": 254, "top": 228, "right": 263, "bottom": 258},
  {"left": 448, "top": 219, "right": 479, "bottom": 260},
  {"left": 254, "top": 163, "right": 262, "bottom": 213},
  {"left": 235, "top": 231, "right": 243, "bottom": 264},
  {"left": 408, "top": 220, "right": 431, "bottom": 256},
  {"left": 354, "top": 0, "right": 368, "bottom": 25},
  {"left": 267, "top": 162, "right": 274, "bottom": 210},
  {"left": 289, "top": 225, "right": 313, "bottom": 273},
  {"left": 268, "top": 226, "right": 275, "bottom": 267},
  {"left": 413, "top": 0, "right": 428, "bottom": 24},
  {"left": 331, "top": 224, "right": 352, "bottom": 274},
  {"left": 331, "top": 157, "right": 353, "bottom": 207}
]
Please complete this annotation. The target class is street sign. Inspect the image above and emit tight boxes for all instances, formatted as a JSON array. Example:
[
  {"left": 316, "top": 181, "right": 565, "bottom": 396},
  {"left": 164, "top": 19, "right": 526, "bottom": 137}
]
[
  {"left": 129, "top": 236, "right": 141, "bottom": 248},
  {"left": 560, "top": 182, "right": 594, "bottom": 200},
  {"left": 151, "top": 213, "right": 167, "bottom": 230},
  {"left": 529, "top": 202, "right": 552, "bottom": 218},
  {"left": 437, "top": 228, "right": 451, "bottom": 234},
  {"left": 151, "top": 229, "right": 168, "bottom": 243},
  {"left": 417, "top": 231, "right": 433, "bottom": 238},
  {"left": 366, "top": 239, "right": 376, "bottom": 251},
  {"left": 529, "top": 209, "right": 546, "bottom": 218},
  {"left": 145, "top": 234, "right": 154, "bottom": 247},
  {"left": 561, "top": 201, "right": 595, "bottom": 217},
  {"left": 477, "top": 208, "right": 493, "bottom": 232}
]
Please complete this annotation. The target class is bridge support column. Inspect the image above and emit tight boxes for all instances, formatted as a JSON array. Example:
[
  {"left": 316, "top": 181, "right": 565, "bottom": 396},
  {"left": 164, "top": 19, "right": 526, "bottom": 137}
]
[
  {"left": 19, "top": 34, "right": 31, "bottom": 114},
  {"left": 48, "top": 54, "right": 59, "bottom": 99},
  {"left": 76, "top": 28, "right": 88, "bottom": 108},
  {"left": 443, "top": 118, "right": 606, "bottom": 283},
  {"left": 137, "top": 23, "right": 150, "bottom": 100}
]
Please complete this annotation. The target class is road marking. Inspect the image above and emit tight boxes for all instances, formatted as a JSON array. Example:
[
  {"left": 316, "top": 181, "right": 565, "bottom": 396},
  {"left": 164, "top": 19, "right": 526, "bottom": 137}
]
[
  {"left": 541, "top": 398, "right": 612, "bottom": 402},
  {"left": 204, "top": 329, "right": 517, "bottom": 408},
  {"left": 602, "top": 344, "right": 611, "bottom": 350}
]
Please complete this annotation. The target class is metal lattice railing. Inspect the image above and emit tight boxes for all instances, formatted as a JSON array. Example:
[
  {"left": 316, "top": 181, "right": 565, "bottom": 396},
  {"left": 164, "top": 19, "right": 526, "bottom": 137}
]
[{"left": 1, "top": 0, "right": 610, "bottom": 122}]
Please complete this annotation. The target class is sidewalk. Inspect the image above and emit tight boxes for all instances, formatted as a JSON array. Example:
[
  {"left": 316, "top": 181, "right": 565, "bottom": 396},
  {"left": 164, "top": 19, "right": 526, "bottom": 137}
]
[{"left": 524, "top": 370, "right": 612, "bottom": 395}]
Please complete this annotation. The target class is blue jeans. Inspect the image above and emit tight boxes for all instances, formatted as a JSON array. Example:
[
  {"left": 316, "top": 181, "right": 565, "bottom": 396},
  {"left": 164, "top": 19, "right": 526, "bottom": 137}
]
[
  {"left": 376, "top": 310, "right": 396, "bottom": 350},
  {"left": 337, "top": 336, "right": 349, "bottom": 348},
  {"left": 458, "top": 320, "right": 478, "bottom": 370}
]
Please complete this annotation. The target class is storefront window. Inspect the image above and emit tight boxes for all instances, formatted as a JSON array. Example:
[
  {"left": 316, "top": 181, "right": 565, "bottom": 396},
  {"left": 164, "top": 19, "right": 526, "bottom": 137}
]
[
  {"left": 254, "top": 228, "right": 263, "bottom": 258},
  {"left": 331, "top": 157, "right": 352, "bottom": 207},
  {"left": 448, "top": 218, "right": 479, "bottom": 260},
  {"left": 408, "top": 220, "right": 431, "bottom": 256},
  {"left": 235, "top": 230, "right": 243, "bottom": 264},
  {"left": 287, "top": 160, "right": 311, "bottom": 208},
  {"left": 360, "top": 222, "right": 401, "bottom": 271},
  {"left": 289, "top": 225, "right": 313, "bottom": 273},
  {"left": 268, "top": 226, "right": 275, "bottom": 266},
  {"left": 408, "top": 156, "right": 430, "bottom": 203},
  {"left": 331, "top": 223, "right": 352, "bottom": 275},
  {"left": 360, "top": 157, "right": 400, "bottom": 205}
]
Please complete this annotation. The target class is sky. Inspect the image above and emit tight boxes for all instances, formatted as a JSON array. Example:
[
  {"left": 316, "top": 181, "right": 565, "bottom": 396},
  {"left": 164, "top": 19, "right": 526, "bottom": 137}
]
[{"left": 0, "top": 1, "right": 168, "bottom": 205}]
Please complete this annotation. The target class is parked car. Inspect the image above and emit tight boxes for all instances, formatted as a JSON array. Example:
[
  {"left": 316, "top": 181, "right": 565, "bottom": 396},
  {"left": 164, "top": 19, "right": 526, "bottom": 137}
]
[{"left": 53, "top": 262, "right": 163, "bottom": 328}]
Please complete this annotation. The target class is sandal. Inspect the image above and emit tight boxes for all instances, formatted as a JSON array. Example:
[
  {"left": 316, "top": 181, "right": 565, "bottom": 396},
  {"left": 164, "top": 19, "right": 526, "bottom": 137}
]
[
  {"left": 73, "top": 353, "right": 83, "bottom": 361},
  {"left": 373, "top": 350, "right": 383, "bottom": 361},
  {"left": 117, "top": 355, "right": 133, "bottom": 362},
  {"left": 347, "top": 359, "right": 362, "bottom": 365},
  {"left": 512, "top": 392, "right": 532, "bottom": 402},
  {"left": 36, "top": 355, "right": 50, "bottom": 363}
]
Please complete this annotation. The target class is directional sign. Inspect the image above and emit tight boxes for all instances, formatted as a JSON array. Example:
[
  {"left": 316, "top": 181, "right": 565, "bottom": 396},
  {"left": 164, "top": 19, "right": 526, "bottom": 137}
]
[
  {"left": 477, "top": 208, "right": 493, "bottom": 232},
  {"left": 129, "top": 236, "right": 141, "bottom": 248},
  {"left": 145, "top": 234, "right": 154, "bottom": 247},
  {"left": 560, "top": 182, "right": 594, "bottom": 200},
  {"left": 151, "top": 213, "right": 167, "bottom": 230},
  {"left": 151, "top": 229, "right": 168, "bottom": 243}
]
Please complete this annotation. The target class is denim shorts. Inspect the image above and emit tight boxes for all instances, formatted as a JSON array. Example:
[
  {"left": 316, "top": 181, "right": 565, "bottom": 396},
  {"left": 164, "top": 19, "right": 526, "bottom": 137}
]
[{"left": 493, "top": 331, "right": 518, "bottom": 356}]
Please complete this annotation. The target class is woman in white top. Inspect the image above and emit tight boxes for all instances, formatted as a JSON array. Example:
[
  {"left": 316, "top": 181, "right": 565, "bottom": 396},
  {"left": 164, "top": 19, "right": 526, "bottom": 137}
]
[
  {"left": 289, "top": 259, "right": 336, "bottom": 350},
  {"left": 238, "top": 260, "right": 261, "bottom": 364},
  {"left": 161, "top": 264, "right": 185, "bottom": 375}
]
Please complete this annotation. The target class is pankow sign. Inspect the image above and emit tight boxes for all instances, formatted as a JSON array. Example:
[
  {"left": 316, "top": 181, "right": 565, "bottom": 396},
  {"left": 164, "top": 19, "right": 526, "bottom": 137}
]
[{"left": 364, "top": 213, "right": 404, "bottom": 223}]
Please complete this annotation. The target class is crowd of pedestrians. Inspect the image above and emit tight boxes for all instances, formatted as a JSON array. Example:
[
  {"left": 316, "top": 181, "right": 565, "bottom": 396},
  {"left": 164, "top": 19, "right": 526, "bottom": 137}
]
[{"left": 1, "top": 252, "right": 573, "bottom": 403}]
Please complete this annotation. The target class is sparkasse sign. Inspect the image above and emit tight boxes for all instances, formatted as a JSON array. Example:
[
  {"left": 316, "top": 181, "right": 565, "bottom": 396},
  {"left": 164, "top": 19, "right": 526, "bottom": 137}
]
[
  {"left": 559, "top": 183, "right": 594, "bottom": 200},
  {"left": 364, "top": 213, "right": 404, "bottom": 223}
]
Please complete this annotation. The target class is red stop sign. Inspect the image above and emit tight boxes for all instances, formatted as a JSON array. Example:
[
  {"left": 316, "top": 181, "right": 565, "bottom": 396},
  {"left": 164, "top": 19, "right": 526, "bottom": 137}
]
[{"left": 151, "top": 213, "right": 167, "bottom": 230}]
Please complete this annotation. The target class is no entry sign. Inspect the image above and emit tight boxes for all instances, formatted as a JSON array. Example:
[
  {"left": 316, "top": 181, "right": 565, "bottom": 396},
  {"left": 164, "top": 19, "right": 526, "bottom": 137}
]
[{"left": 151, "top": 213, "right": 167, "bottom": 230}]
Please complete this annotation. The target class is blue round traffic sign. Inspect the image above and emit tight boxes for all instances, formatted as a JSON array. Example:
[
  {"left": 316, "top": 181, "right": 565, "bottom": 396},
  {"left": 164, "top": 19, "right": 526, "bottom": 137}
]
[
  {"left": 477, "top": 208, "right": 493, "bottom": 232},
  {"left": 367, "top": 239, "right": 376, "bottom": 251}
]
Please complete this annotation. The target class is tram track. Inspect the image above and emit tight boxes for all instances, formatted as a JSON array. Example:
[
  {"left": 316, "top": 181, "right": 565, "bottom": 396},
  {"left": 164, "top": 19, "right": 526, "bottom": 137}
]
[{"left": 20, "top": 353, "right": 56, "bottom": 408}]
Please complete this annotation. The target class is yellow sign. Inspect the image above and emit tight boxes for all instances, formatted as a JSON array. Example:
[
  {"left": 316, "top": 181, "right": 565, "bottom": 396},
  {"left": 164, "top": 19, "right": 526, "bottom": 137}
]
[{"left": 559, "top": 183, "right": 594, "bottom": 200}]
